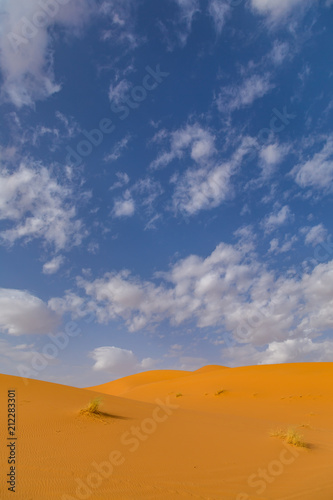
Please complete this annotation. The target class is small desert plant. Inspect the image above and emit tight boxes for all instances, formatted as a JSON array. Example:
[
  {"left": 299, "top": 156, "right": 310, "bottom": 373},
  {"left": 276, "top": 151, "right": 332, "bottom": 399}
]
[
  {"left": 80, "top": 397, "right": 103, "bottom": 415},
  {"left": 175, "top": 393, "right": 183, "bottom": 397},
  {"left": 215, "top": 389, "right": 225, "bottom": 396},
  {"left": 270, "top": 427, "right": 308, "bottom": 448}
]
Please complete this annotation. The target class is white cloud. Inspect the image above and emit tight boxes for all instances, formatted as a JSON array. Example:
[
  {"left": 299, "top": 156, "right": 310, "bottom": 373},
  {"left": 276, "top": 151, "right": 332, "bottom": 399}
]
[
  {"left": 262, "top": 205, "right": 293, "bottom": 233},
  {"left": 259, "top": 143, "right": 289, "bottom": 178},
  {"left": 222, "top": 337, "right": 333, "bottom": 366},
  {"left": 173, "top": 0, "right": 200, "bottom": 46},
  {"left": 104, "top": 135, "right": 131, "bottom": 163},
  {"left": 89, "top": 346, "right": 156, "bottom": 376},
  {"left": 208, "top": 0, "right": 230, "bottom": 35},
  {"left": 259, "top": 338, "right": 333, "bottom": 364},
  {"left": 132, "top": 177, "right": 163, "bottom": 213},
  {"left": 150, "top": 123, "right": 216, "bottom": 170},
  {"left": 112, "top": 190, "right": 135, "bottom": 217},
  {"left": 0, "top": 288, "right": 60, "bottom": 335},
  {"left": 172, "top": 161, "right": 233, "bottom": 215},
  {"left": 109, "top": 172, "right": 130, "bottom": 191},
  {"left": 250, "top": 0, "right": 314, "bottom": 22},
  {"left": 0, "top": 339, "right": 41, "bottom": 371},
  {"left": 291, "top": 134, "right": 333, "bottom": 190},
  {"left": 99, "top": 0, "right": 141, "bottom": 48},
  {"left": 301, "top": 224, "right": 328, "bottom": 246},
  {"left": 172, "top": 136, "right": 256, "bottom": 215},
  {"left": 50, "top": 237, "right": 333, "bottom": 353},
  {"left": 42, "top": 255, "right": 65, "bottom": 275},
  {"left": 0, "top": 163, "right": 87, "bottom": 250},
  {"left": 268, "top": 235, "right": 297, "bottom": 254},
  {"left": 269, "top": 41, "right": 290, "bottom": 65},
  {"left": 0, "top": 0, "right": 92, "bottom": 107},
  {"left": 217, "top": 73, "right": 273, "bottom": 113},
  {"left": 108, "top": 79, "right": 131, "bottom": 104},
  {"left": 260, "top": 143, "right": 288, "bottom": 166}
]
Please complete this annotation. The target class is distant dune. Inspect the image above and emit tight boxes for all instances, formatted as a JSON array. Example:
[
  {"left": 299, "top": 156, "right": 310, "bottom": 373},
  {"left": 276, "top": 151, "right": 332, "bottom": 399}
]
[{"left": 1, "top": 363, "right": 333, "bottom": 499}]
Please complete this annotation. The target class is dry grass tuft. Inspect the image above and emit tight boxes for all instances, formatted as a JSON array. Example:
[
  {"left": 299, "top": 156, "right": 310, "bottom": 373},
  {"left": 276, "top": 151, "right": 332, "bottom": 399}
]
[
  {"left": 270, "top": 427, "right": 308, "bottom": 448},
  {"left": 80, "top": 397, "right": 103, "bottom": 416}
]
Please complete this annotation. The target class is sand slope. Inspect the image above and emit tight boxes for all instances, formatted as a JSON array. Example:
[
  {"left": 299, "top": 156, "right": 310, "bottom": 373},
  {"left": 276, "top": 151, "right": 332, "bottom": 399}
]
[{"left": 1, "top": 363, "right": 333, "bottom": 499}]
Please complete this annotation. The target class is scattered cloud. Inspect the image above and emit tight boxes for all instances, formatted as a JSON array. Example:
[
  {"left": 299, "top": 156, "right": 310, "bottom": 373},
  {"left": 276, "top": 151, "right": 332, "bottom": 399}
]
[
  {"left": 104, "top": 135, "right": 131, "bottom": 163},
  {"left": 150, "top": 123, "right": 216, "bottom": 170},
  {"left": 291, "top": 134, "right": 333, "bottom": 190},
  {"left": 262, "top": 205, "right": 293, "bottom": 233},
  {"left": 208, "top": 0, "right": 230, "bottom": 35},
  {"left": 109, "top": 172, "right": 130, "bottom": 191},
  {"left": 172, "top": 161, "right": 233, "bottom": 215},
  {"left": 173, "top": 0, "right": 200, "bottom": 46},
  {"left": 249, "top": 0, "right": 314, "bottom": 23},
  {"left": 0, "top": 288, "right": 60, "bottom": 335},
  {"left": 301, "top": 223, "right": 328, "bottom": 246},
  {"left": 222, "top": 337, "right": 333, "bottom": 366},
  {"left": 50, "top": 240, "right": 333, "bottom": 349},
  {"left": 172, "top": 136, "right": 256, "bottom": 215},
  {"left": 0, "top": 0, "right": 92, "bottom": 107},
  {"left": 269, "top": 41, "right": 290, "bottom": 65},
  {"left": 259, "top": 338, "right": 333, "bottom": 364},
  {"left": 89, "top": 346, "right": 157, "bottom": 376},
  {"left": 259, "top": 142, "right": 290, "bottom": 178},
  {"left": 216, "top": 73, "right": 274, "bottom": 113},
  {"left": 108, "top": 79, "right": 131, "bottom": 104},
  {"left": 112, "top": 189, "right": 135, "bottom": 218},
  {"left": 42, "top": 256, "right": 65, "bottom": 275},
  {"left": 0, "top": 162, "right": 88, "bottom": 250}
]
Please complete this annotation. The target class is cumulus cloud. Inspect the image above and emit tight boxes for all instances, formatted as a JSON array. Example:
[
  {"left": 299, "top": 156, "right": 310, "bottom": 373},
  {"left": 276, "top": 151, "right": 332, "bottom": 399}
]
[
  {"left": 259, "top": 142, "right": 289, "bottom": 176},
  {"left": 112, "top": 189, "right": 135, "bottom": 217},
  {"left": 301, "top": 224, "right": 328, "bottom": 246},
  {"left": 249, "top": 0, "right": 314, "bottom": 23},
  {"left": 222, "top": 337, "right": 333, "bottom": 366},
  {"left": 42, "top": 255, "right": 65, "bottom": 275},
  {"left": 50, "top": 238, "right": 333, "bottom": 351},
  {"left": 0, "top": 162, "right": 87, "bottom": 250},
  {"left": 172, "top": 136, "right": 255, "bottom": 215},
  {"left": 216, "top": 73, "right": 274, "bottom": 113},
  {"left": 262, "top": 205, "right": 293, "bottom": 233},
  {"left": 0, "top": 0, "right": 92, "bottom": 107},
  {"left": 291, "top": 134, "right": 333, "bottom": 190},
  {"left": 89, "top": 346, "right": 156, "bottom": 376},
  {"left": 0, "top": 288, "right": 60, "bottom": 335},
  {"left": 259, "top": 338, "right": 333, "bottom": 364},
  {"left": 172, "top": 161, "right": 233, "bottom": 215},
  {"left": 150, "top": 123, "right": 216, "bottom": 170}
]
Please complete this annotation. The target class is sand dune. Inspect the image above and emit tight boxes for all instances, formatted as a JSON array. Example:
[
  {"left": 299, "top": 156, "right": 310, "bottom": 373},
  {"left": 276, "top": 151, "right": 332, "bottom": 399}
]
[
  {"left": 1, "top": 363, "right": 333, "bottom": 499},
  {"left": 87, "top": 369, "right": 191, "bottom": 397}
]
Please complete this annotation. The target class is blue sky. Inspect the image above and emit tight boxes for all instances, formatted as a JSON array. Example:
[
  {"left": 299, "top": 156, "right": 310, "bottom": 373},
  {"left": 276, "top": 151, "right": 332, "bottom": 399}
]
[{"left": 0, "top": 0, "right": 333, "bottom": 387}]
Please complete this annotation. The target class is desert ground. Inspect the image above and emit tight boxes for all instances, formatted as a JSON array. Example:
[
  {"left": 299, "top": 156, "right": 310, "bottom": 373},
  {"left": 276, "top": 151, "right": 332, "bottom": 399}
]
[{"left": 1, "top": 363, "right": 333, "bottom": 499}]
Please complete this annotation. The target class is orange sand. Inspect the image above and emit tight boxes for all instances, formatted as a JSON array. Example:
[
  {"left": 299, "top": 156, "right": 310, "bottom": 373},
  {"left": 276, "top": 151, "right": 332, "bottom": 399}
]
[{"left": 1, "top": 363, "right": 333, "bottom": 499}]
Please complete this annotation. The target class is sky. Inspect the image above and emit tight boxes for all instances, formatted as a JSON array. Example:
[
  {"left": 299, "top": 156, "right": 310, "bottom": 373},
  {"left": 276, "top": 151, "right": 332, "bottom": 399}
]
[{"left": 0, "top": 0, "right": 333, "bottom": 388}]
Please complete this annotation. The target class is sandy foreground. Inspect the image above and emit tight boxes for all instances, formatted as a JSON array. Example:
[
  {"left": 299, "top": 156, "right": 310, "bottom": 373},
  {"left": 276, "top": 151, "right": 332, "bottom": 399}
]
[{"left": 0, "top": 363, "right": 333, "bottom": 499}]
